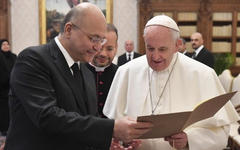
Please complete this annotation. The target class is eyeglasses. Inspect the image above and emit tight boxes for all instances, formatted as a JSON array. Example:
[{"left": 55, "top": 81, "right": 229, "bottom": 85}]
[{"left": 71, "top": 22, "right": 107, "bottom": 46}]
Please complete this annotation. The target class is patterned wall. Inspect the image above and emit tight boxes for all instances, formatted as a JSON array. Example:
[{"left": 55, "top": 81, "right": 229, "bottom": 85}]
[
  {"left": 11, "top": 0, "right": 39, "bottom": 55},
  {"left": 113, "top": 0, "right": 139, "bottom": 61}
]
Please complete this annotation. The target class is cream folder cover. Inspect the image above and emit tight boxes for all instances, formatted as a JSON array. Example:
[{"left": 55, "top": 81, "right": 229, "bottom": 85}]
[{"left": 137, "top": 91, "right": 237, "bottom": 139}]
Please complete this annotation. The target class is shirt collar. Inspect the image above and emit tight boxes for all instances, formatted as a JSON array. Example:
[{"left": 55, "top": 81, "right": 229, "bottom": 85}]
[
  {"left": 126, "top": 51, "right": 134, "bottom": 59},
  {"left": 126, "top": 51, "right": 134, "bottom": 55},
  {"left": 194, "top": 45, "right": 204, "bottom": 56},
  {"left": 55, "top": 36, "right": 80, "bottom": 69},
  {"left": 89, "top": 62, "right": 110, "bottom": 72}
]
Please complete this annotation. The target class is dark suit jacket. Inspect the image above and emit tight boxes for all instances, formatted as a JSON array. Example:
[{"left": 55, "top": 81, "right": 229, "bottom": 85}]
[
  {"left": 5, "top": 40, "right": 114, "bottom": 150},
  {"left": 194, "top": 47, "right": 214, "bottom": 68},
  {"left": 117, "top": 52, "right": 141, "bottom": 66}
]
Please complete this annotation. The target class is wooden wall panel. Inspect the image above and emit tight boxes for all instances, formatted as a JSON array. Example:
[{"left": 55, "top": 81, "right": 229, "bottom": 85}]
[{"left": 0, "top": 0, "right": 9, "bottom": 40}]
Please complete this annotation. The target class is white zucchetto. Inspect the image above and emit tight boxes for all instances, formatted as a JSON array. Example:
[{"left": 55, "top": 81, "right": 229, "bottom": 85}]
[{"left": 145, "top": 15, "right": 180, "bottom": 32}]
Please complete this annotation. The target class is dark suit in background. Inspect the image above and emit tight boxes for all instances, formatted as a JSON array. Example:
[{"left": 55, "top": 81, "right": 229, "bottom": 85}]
[
  {"left": 86, "top": 63, "right": 118, "bottom": 118},
  {"left": 193, "top": 47, "right": 214, "bottom": 68},
  {"left": 117, "top": 52, "right": 141, "bottom": 66},
  {"left": 190, "top": 32, "right": 214, "bottom": 69},
  {"left": 4, "top": 40, "right": 114, "bottom": 150}
]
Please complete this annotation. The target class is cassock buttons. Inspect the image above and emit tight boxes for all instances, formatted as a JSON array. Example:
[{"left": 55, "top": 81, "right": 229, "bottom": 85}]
[
  {"left": 99, "top": 102, "right": 104, "bottom": 106},
  {"left": 99, "top": 92, "right": 103, "bottom": 95},
  {"left": 99, "top": 81, "right": 104, "bottom": 85}
]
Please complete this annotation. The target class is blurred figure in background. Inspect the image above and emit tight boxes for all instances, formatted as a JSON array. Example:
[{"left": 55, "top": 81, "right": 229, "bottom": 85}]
[
  {"left": 0, "top": 39, "right": 16, "bottom": 136},
  {"left": 190, "top": 32, "right": 214, "bottom": 68},
  {"left": 117, "top": 40, "right": 141, "bottom": 66}
]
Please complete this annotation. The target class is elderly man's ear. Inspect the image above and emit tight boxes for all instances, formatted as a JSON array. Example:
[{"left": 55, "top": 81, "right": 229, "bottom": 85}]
[{"left": 175, "top": 39, "right": 182, "bottom": 52}]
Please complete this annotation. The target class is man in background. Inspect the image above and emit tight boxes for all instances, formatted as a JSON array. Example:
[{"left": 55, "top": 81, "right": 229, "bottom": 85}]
[
  {"left": 0, "top": 39, "right": 16, "bottom": 150},
  {"left": 117, "top": 40, "right": 141, "bottom": 66},
  {"left": 86, "top": 24, "right": 118, "bottom": 118},
  {"left": 103, "top": 15, "right": 239, "bottom": 150},
  {"left": 0, "top": 39, "right": 16, "bottom": 136},
  {"left": 190, "top": 32, "right": 214, "bottom": 68}
]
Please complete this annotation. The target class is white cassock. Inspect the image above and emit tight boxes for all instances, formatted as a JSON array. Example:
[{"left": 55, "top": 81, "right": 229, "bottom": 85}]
[{"left": 103, "top": 52, "right": 239, "bottom": 150}]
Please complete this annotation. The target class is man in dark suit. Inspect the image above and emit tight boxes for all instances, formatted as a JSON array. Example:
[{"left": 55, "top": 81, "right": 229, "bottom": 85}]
[
  {"left": 190, "top": 32, "right": 214, "bottom": 68},
  {"left": 4, "top": 3, "right": 152, "bottom": 150},
  {"left": 117, "top": 40, "right": 141, "bottom": 66},
  {"left": 86, "top": 24, "right": 118, "bottom": 118}
]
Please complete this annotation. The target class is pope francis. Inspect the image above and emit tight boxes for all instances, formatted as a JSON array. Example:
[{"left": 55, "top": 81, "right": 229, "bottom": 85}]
[{"left": 103, "top": 15, "right": 239, "bottom": 150}]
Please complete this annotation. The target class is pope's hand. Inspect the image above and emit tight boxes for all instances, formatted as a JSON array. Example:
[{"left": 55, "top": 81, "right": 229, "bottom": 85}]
[{"left": 164, "top": 132, "right": 188, "bottom": 149}]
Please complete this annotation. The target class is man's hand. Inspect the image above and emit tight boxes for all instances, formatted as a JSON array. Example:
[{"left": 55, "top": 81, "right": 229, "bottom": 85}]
[
  {"left": 113, "top": 117, "right": 153, "bottom": 143},
  {"left": 122, "top": 140, "right": 142, "bottom": 150},
  {"left": 0, "top": 142, "right": 5, "bottom": 150},
  {"left": 164, "top": 132, "right": 188, "bottom": 149},
  {"left": 110, "top": 138, "right": 142, "bottom": 150},
  {"left": 110, "top": 138, "right": 124, "bottom": 150}
]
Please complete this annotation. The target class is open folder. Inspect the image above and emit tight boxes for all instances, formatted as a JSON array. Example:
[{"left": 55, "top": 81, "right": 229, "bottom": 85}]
[{"left": 137, "top": 91, "right": 237, "bottom": 139}]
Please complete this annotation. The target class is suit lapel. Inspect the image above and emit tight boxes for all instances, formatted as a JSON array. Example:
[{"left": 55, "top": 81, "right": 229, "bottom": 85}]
[
  {"left": 195, "top": 48, "right": 205, "bottom": 61},
  {"left": 133, "top": 52, "right": 136, "bottom": 59},
  {"left": 49, "top": 40, "right": 88, "bottom": 114},
  {"left": 123, "top": 54, "right": 127, "bottom": 63}
]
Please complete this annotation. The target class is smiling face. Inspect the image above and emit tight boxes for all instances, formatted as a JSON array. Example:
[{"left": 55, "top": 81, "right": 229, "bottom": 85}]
[
  {"left": 92, "top": 31, "right": 118, "bottom": 67},
  {"left": 1, "top": 41, "right": 10, "bottom": 52},
  {"left": 144, "top": 26, "right": 179, "bottom": 72}
]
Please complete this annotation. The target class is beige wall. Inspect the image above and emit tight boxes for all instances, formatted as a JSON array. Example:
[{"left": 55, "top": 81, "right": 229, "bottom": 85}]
[
  {"left": 112, "top": 0, "right": 139, "bottom": 64},
  {"left": 10, "top": 0, "right": 39, "bottom": 55}
]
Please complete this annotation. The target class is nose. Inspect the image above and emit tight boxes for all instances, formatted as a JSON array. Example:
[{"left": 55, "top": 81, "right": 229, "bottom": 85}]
[
  {"left": 93, "top": 43, "right": 103, "bottom": 52},
  {"left": 99, "top": 48, "right": 107, "bottom": 56},
  {"left": 151, "top": 51, "right": 161, "bottom": 61}
]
